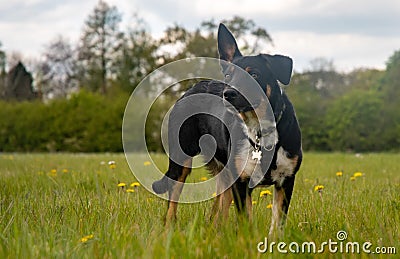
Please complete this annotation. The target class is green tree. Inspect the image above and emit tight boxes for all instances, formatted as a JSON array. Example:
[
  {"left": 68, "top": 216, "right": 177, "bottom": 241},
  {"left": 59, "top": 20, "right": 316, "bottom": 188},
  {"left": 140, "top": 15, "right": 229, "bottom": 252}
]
[
  {"left": 346, "top": 68, "right": 383, "bottom": 92},
  {"left": 286, "top": 73, "right": 330, "bottom": 150},
  {"left": 77, "top": 0, "right": 123, "bottom": 94},
  {"left": 379, "top": 50, "right": 400, "bottom": 149},
  {"left": 39, "top": 36, "right": 77, "bottom": 98},
  {"left": 287, "top": 66, "right": 385, "bottom": 151},
  {"left": 154, "top": 16, "right": 274, "bottom": 96},
  {"left": 159, "top": 16, "right": 273, "bottom": 62},
  {"left": 116, "top": 15, "right": 157, "bottom": 92},
  {"left": 325, "top": 90, "right": 384, "bottom": 151},
  {"left": 0, "top": 41, "right": 5, "bottom": 74},
  {"left": 220, "top": 16, "right": 273, "bottom": 54},
  {"left": 0, "top": 41, "right": 6, "bottom": 98}
]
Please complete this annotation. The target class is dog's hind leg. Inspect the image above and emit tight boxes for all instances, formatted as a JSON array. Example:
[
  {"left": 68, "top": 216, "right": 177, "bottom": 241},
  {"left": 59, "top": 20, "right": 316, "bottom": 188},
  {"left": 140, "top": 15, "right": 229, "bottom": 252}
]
[
  {"left": 164, "top": 158, "right": 192, "bottom": 226},
  {"left": 152, "top": 157, "right": 191, "bottom": 194},
  {"left": 269, "top": 175, "right": 295, "bottom": 238}
]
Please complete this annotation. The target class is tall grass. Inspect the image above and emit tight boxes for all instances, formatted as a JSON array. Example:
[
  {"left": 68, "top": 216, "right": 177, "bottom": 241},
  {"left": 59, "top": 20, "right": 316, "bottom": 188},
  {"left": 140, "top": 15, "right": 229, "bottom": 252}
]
[{"left": 0, "top": 153, "right": 399, "bottom": 258}]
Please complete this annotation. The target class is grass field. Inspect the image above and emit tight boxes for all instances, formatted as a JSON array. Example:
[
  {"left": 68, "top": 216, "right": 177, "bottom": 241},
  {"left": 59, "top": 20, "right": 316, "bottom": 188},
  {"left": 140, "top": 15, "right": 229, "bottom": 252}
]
[{"left": 0, "top": 153, "right": 399, "bottom": 258}]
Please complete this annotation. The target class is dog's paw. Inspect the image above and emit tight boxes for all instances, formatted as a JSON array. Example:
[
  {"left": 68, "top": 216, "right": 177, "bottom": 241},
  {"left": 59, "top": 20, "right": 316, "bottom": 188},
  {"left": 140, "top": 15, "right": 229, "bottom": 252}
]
[{"left": 152, "top": 178, "right": 169, "bottom": 194}]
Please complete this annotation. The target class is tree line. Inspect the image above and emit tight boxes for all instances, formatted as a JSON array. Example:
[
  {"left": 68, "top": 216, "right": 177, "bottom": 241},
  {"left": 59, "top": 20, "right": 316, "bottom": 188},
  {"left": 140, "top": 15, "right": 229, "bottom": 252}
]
[
  {"left": 0, "top": 0, "right": 399, "bottom": 152},
  {"left": 0, "top": 1, "right": 271, "bottom": 99}
]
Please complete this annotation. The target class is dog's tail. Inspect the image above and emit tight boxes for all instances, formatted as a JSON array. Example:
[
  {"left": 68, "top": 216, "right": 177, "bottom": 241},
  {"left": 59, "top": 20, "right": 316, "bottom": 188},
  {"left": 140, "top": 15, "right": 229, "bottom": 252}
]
[{"left": 152, "top": 173, "right": 171, "bottom": 194}]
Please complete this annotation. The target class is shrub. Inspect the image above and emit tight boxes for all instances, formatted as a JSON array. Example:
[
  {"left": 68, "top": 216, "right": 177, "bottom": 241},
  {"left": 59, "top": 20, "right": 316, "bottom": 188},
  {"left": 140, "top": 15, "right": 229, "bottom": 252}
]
[{"left": 0, "top": 91, "right": 128, "bottom": 152}]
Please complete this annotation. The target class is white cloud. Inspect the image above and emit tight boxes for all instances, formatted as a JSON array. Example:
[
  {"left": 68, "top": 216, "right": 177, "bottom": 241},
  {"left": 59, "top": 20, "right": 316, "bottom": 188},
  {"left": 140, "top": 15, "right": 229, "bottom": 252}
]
[
  {"left": 272, "top": 31, "right": 400, "bottom": 72},
  {"left": 0, "top": 0, "right": 399, "bottom": 71}
]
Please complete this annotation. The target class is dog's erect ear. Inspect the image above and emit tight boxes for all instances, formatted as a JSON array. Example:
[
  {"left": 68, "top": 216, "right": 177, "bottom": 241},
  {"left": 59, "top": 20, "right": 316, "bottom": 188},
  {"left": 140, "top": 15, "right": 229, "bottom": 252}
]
[
  {"left": 218, "top": 23, "right": 242, "bottom": 62},
  {"left": 261, "top": 54, "right": 293, "bottom": 85}
]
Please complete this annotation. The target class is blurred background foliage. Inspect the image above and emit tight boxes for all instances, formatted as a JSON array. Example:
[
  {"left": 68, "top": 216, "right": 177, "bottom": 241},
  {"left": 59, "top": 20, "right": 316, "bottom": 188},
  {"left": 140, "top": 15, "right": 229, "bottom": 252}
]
[{"left": 0, "top": 1, "right": 399, "bottom": 153}]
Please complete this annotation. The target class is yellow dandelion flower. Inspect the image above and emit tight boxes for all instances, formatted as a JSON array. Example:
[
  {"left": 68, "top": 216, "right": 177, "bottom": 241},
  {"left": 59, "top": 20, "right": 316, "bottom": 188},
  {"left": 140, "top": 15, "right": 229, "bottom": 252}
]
[
  {"left": 353, "top": 172, "right": 363, "bottom": 177},
  {"left": 200, "top": 176, "right": 208, "bottom": 181},
  {"left": 212, "top": 192, "right": 217, "bottom": 197},
  {"left": 130, "top": 182, "right": 140, "bottom": 187},
  {"left": 48, "top": 169, "right": 57, "bottom": 177},
  {"left": 63, "top": 169, "right": 69, "bottom": 173},
  {"left": 108, "top": 161, "right": 116, "bottom": 169},
  {"left": 266, "top": 204, "right": 273, "bottom": 209},
  {"left": 126, "top": 189, "right": 135, "bottom": 193},
  {"left": 350, "top": 176, "right": 356, "bottom": 181},
  {"left": 314, "top": 185, "right": 324, "bottom": 192},
  {"left": 143, "top": 161, "right": 151, "bottom": 166},
  {"left": 80, "top": 234, "right": 94, "bottom": 243},
  {"left": 252, "top": 201, "right": 257, "bottom": 205},
  {"left": 336, "top": 171, "right": 343, "bottom": 176},
  {"left": 117, "top": 182, "right": 126, "bottom": 188},
  {"left": 260, "top": 190, "right": 272, "bottom": 197}
]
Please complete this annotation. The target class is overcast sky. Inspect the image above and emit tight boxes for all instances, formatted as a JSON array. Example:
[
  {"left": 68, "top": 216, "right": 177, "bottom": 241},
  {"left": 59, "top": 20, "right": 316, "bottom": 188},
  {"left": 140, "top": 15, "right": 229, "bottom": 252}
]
[{"left": 1, "top": 0, "right": 400, "bottom": 72}]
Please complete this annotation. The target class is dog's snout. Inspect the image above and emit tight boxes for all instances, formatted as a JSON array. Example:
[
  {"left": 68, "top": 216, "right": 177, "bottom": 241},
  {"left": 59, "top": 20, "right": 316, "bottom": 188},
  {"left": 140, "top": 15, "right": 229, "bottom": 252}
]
[{"left": 223, "top": 89, "right": 238, "bottom": 100}]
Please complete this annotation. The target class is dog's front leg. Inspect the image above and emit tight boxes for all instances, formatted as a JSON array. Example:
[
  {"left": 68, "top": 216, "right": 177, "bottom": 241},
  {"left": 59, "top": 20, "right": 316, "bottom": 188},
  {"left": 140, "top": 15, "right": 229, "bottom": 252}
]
[
  {"left": 210, "top": 167, "right": 235, "bottom": 223},
  {"left": 210, "top": 187, "right": 233, "bottom": 224},
  {"left": 269, "top": 176, "right": 295, "bottom": 238},
  {"left": 232, "top": 180, "right": 253, "bottom": 220}
]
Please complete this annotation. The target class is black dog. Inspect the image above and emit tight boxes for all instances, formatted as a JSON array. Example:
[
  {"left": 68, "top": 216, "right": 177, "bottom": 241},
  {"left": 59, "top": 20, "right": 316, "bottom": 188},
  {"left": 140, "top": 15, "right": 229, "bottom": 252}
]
[{"left": 152, "top": 23, "right": 302, "bottom": 236}]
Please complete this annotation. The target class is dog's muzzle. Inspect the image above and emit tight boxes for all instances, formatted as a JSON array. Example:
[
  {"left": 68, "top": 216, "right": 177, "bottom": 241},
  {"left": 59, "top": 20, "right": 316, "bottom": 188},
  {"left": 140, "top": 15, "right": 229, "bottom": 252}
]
[{"left": 222, "top": 88, "right": 255, "bottom": 112}]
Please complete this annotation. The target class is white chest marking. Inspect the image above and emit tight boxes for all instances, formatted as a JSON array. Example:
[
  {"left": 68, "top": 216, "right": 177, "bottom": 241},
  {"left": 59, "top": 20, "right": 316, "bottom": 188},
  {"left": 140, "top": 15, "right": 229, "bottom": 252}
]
[{"left": 271, "top": 147, "right": 296, "bottom": 187}]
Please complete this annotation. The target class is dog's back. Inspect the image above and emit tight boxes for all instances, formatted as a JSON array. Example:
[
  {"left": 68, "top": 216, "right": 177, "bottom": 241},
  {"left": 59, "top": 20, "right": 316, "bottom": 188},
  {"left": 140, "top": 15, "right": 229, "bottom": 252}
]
[{"left": 152, "top": 80, "right": 248, "bottom": 194}]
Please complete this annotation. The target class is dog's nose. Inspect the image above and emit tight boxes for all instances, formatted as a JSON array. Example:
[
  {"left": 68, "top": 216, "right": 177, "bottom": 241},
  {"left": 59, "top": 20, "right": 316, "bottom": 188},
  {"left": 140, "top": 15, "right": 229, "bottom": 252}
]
[{"left": 223, "top": 89, "right": 238, "bottom": 101}]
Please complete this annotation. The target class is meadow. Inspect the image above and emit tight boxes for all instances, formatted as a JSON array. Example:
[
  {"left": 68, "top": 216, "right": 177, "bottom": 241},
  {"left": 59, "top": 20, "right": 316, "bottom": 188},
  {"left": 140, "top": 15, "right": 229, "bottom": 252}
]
[{"left": 0, "top": 153, "right": 398, "bottom": 258}]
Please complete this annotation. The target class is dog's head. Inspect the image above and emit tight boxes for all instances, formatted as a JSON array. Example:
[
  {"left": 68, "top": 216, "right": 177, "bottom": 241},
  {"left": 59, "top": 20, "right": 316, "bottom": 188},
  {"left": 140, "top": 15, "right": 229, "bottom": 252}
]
[{"left": 217, "top": 23, "right": 293, "bottom": 118}]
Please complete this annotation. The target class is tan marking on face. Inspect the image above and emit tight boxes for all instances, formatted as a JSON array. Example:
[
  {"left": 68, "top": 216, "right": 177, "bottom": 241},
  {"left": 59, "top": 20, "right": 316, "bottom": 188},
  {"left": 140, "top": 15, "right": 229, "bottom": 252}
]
[
  {"left": 266, "top": 85, "right": 272, "bottom": 98},
  {"left": 253, "top": 98, "right": 268, "bottom": 120},
  {"left": 245, "top": 66, "right": 252, "bottom": 72},
  {"left": 239, "top": 112, "right": 248, "bottom": 121},
  {"left": 239, "top": 110, "right": 257, "bottom": 124}
]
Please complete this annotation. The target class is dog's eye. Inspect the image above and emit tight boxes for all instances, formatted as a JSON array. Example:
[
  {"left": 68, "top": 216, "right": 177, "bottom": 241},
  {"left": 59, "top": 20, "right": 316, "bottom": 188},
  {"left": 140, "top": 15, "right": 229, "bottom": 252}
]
[{"left": 251, "top": 73, "right": 258, "bottom": 79}]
